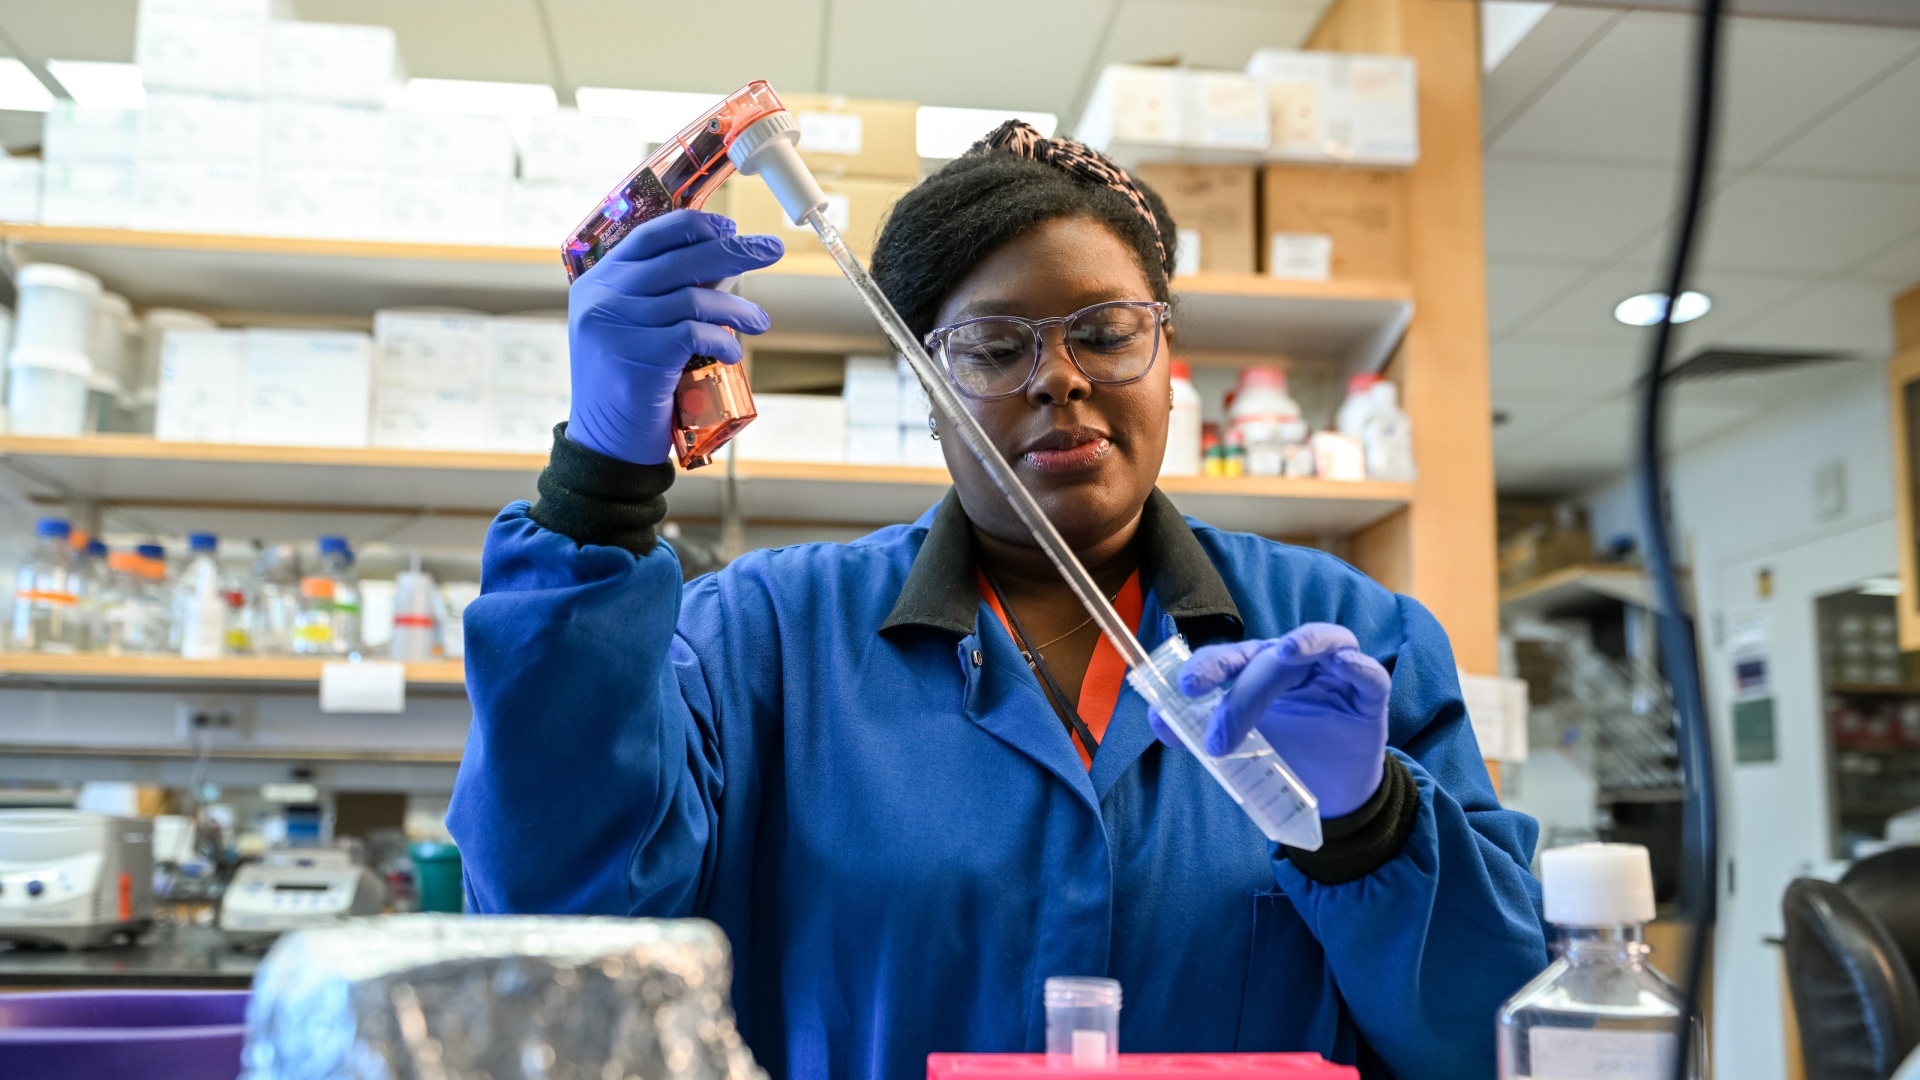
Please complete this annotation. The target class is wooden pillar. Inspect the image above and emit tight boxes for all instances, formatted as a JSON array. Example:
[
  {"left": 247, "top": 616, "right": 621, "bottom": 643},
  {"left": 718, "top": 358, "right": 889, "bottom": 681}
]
[{"left": 1313, "top": 0, "right": 1500, "bottom": 675}]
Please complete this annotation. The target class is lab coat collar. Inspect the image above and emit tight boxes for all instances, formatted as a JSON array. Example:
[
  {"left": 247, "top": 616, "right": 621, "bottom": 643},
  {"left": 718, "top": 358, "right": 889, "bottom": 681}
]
[{"left": 878, "top": 488, "right": 1245, "bottom": 643}]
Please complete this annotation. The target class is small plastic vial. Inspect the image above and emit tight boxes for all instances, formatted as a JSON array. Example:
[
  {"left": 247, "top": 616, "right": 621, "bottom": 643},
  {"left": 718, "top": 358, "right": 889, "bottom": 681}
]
[
  {"left": 1497, "top": 843, "right": 1703, "bottom": 1080},
  {"left": 1045, "top": 976, "right": 1120, "bottom": 1069}
]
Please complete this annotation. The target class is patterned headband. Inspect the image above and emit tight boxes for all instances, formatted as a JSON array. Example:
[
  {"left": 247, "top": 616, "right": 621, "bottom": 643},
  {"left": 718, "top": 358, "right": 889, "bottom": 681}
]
[{"left": 965, "top": 120, "right": 1169, "bottom": 273}]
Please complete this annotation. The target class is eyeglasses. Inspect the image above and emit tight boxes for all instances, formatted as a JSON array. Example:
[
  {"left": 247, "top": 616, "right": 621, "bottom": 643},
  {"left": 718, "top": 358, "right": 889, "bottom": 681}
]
[{"left": 923, "top": 300, "right": 1171, "bottom": 400}]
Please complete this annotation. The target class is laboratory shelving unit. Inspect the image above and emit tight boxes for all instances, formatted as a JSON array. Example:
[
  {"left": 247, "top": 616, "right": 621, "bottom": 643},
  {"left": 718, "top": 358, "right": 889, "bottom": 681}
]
[{"left": 0, "top": 0, "right": 1499, "bottom": 774}]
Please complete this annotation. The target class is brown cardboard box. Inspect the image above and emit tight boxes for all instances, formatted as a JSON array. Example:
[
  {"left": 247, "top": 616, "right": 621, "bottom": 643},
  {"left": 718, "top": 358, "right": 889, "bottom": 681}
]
[
  {"left": 1259, "top": 165, "right": 1405, "bottom": 280},
  {"left": 779, "top": 93, "right": 921, "bottom": 181},
  {"left": 722, "top": 175, "right": 916, "bottom": 260},
  {"left": 1134, "top": 163, "right": 1257, "bottom": 276}
]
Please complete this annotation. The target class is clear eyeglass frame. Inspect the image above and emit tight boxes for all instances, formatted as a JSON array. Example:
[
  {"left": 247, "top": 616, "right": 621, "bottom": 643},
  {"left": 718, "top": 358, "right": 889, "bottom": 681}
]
[{"left": 922, "top": 299, "right": 1173, "bottom": 400}]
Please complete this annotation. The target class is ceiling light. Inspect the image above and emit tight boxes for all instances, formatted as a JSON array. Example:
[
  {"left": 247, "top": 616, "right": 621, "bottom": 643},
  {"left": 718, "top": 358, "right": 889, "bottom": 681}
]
[
  {"left": 403, "top": 78, "right": 556, "bottom": 116},
  {"left": 0, "top": 59, "right": 54, "bottom": 112},
  {"left": 46, "top": 60, "right": 145, "bottom": 108},
  {"left": 575, "top": 87, "right": 723, "bottom": 142},
  {"left": 1858, "top": 576, "right": 1904, "bottom": 597},
  {"left": 916, "top": 107, "right": 1058, "bottom": 159},
  {"left": 1613, "top": 290, "right": 1711, "bottom": 327}
]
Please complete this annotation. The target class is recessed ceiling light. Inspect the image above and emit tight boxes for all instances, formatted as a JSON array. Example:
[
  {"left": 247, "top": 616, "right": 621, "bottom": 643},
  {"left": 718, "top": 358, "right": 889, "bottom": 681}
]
[
  {"left": 46, "top": 60, "right": 144, "bottom": 109},
  {"left": 0, "top": 59, "right": 53, "bottom": 112},
  {"left": 1614, "top": 290, "right": 1711, "bottom": 327}
]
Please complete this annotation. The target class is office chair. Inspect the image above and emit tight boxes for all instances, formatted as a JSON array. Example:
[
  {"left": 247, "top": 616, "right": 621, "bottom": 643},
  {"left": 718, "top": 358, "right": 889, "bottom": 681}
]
[
  {"left": 1845, "top": 847, "right": 1920, "bottom": 981},
  {"left": 1783, "top": 877, "right": 1920, "bottom": 1080}
]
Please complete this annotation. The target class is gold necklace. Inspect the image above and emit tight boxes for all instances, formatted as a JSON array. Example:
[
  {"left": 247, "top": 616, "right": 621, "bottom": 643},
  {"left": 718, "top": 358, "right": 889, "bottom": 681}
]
[{"left": 1016, "top": 585, "right": 1125, "bottom": 653}]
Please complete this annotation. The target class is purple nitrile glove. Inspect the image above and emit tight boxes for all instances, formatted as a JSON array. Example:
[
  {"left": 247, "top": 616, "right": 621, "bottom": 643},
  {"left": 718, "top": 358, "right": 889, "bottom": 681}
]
[
  {"left": 1149, "top": 623, "right": 1392, "bottom": 819},
  {"left": 566, "top": 209, "right": 784, "bottom": 465}
]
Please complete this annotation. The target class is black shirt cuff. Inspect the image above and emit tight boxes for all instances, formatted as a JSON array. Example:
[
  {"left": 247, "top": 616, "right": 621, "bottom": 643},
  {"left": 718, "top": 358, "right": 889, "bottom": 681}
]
[
  {"left": 527, "top": 423, "right": 676, "bottom": 554},
  {"left": 1280, "top": 753, "right": 1419, "bottom": 885}
]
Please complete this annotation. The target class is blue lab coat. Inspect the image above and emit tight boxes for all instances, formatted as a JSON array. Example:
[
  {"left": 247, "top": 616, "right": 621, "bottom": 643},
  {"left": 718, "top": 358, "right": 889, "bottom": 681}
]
[{"left": 449, "top": 484, "right": 1548, "bottom": 1080}]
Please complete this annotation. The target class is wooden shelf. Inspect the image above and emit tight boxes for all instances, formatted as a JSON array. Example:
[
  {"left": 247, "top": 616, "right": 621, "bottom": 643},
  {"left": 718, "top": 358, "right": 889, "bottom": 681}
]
[
  {"left": 0, "top": 653, "right": 466, "bottom": 690},
  {"left": 1, "top": 435, "right": 1413, "bottom": 536},
  {"left": 1499, "top": 563, "right": 1661, "bottom": 618},
  {"left": 0, "top": 225, "right": 1412, "bottom": 373}
]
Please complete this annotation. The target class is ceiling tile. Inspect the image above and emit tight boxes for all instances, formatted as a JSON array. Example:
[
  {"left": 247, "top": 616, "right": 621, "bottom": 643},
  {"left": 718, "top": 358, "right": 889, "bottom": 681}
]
[
  {"left": 1495, "top": 396, "right": 1757, "bottom": 494},
  {"left": 296, "top": 0, "right": 555, "bottom": 83},
  {"left": 545, "top": 0, "right": 826, "bottom": 95},
  {"left": 1483, "top": 157, "right": 1675, "bottom": 264},
  {"left": 1487, "top": 261, "right": 1589, "bottom": 336},
  {"left": 1714, "top": 280, "right": 1901, "bottom": 356},
  {"left": 1689, "top": 174, "right": 1920, "bottom": 275},
  {"left": 1765, "top": 52, "right": 1920, "bottom": 179},
  {"left": 1482, "top": 5, "right": 1623, "bottom": 140},
  {"left": 1098, "top": 2, "right": 1323, "bottom": 72},
  {"left": 1506, "top": 268, "right": 1808, "bottom": 348},
  {"left": 0, "top": 0, "right": 135, "bottom": 63},
  {"left": 1846, "top": 227, "right": 1920, "bottom": 286},
  {"left": 1492, "top": 340, "right": 1640, "bottom": 402},
  {"left": 822, "top": 0, "right": 1110, "bottom": 113},
  {"left": 1493, "top": 397, "right": 1588, "bottom": 455},
  {"left": 1669, "top": 356, "right": 1882, "bottom": 409}
]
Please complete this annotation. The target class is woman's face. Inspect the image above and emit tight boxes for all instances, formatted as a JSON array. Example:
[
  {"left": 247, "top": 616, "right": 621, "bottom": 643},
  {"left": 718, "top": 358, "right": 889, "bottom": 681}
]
[{"left": 931, "top": 216, "right": 1172, "bottom": 551}]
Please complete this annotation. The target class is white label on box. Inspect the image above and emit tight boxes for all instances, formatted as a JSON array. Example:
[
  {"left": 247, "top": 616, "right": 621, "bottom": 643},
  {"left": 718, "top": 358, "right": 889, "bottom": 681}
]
[
  {"left": 133, "top": 161, "right": 260, "bottom": 234},
  {"left": 375, "top": 312, "right": 492, "bottom": 394},
  {"left": 491, "top": 318, "right": 569, "bottom": 394},
  {"left": 236, "top": 329, "right": 373, "bottom": 447},
  {"left": 136, "top": 14, "right": 268, "bottom": 96},
  {"left": 320, "top": 661, "right": 406, "bottom": 714},
  {"left": 730, "top": 393, "right": 847, "bottom": 464},
  {"left": 388, "top": 112, "right": 515, "bottom": 178},
  {"left": 384, "top": 174, "right": 507, "bottom": 243},
  {"left": 260, "top": 169, "right": 385, "bottom": 240},
  {"left": 506, "top": 181, "right": 603, "bottom": 248},
  {"left": 493, "top": 392, "right": 571, "bottom": 452},
  {"left": 266, "top": 100, "right": 388, "bottom": 172},
  {"left": 1459, "top": 671, "right": 1529, "bottom": 764},
  {"left": 156, "top": 330, "right": 247, "bottom": 443},
  {"left": 139, "top": 92, "right": 266, "bottom": 165},
  {"left": 1174, "top": 227, "right": 1202, "bottom": 278},
  {"left": 521, "top": 110, "right": 645, "bottom": 187},
  {"left": 1269, "top": 233, "right": 1332, "bottom": 281},
  {"left": 1185, "top": 72, "right": 1269, "bottom": 150},
  {"left": 1527, "top": 1028, "right": 1675, "bottom": 1080},
  {"left": 798, "top": 112, "right": 864, "bottom": 156},
  {"left": 372, "top": 387, "right": 492, "bottom": 450},
  {"left": 40, "top": 163, "right": 134, "bottom": 228},
  {"left": 43, "top": 104, "right": 140, "bottom": 164}
]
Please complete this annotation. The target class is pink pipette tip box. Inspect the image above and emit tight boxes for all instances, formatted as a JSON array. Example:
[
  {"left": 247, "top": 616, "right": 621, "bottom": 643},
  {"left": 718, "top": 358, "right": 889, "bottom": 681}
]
[{"left": 927, "top": 1054, "right": 1360, "bottom": 1079}]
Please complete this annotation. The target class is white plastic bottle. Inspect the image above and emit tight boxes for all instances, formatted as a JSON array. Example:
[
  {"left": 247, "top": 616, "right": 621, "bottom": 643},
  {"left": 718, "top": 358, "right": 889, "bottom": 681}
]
[
  {"left": 1160, "top": 358, "right": 1203, "bottom": 477},
  {"left": 10, "top": 518, "right": 85, "bottom": 653},
  {"left": 1497, "top": 843, "right": 1703, "bottom": 1080},
  {"left": 1336, "top": 373, "right": 1379, "bottom": 439},
  {"left": 1227, "top": 366, "right": 1307, "bottom": 478},
  {"left": 1360, "top": 380, "right": 1416, "bottom": 481},
  {"left": 390, "top": 553, "right": 441, "bottom": 662},
  {"left": 172, "top": 532, "right": 228, "bottom": 660}
]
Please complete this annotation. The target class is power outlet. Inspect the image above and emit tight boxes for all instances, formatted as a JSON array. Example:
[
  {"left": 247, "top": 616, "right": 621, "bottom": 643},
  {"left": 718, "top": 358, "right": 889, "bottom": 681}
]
[{"left": 174, "top": 699, "right": 258, "bottom": 744}]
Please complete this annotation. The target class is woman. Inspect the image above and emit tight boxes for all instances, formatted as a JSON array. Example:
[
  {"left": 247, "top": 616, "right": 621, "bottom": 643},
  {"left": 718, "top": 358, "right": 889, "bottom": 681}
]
[{"left": 449, "top": 123, "right": 1546, "bottom": 1080}]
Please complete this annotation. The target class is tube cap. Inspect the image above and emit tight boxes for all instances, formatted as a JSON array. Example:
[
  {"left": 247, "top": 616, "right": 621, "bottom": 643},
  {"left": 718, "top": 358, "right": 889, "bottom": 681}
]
[
  {"left": 37, "top": 518, "right": 71, "bottom": 540},
  {"left": 1044, "top": 976, "right": 1121, "bottom": 1009},
  {"left": 188, "top": 532, "right": 218, "bottom": 552},
  {"left": 1170, "top": 358, "right": 1191, "bottom": 381},
  {"left": 1347, "top": 373, "right": 1380, "bottom": 394},
  {"left": 137, "top": 543, "right": 166, "bottom": 560},
  {"left": 17, "top": 262, "right": 103, "bottom": 297},
  {"left": 1237, "top": 365, "right": 1285, "bottom": 388},
  {"left": 86, "top": 539, "right": 107, "bottom": 557},
  {"left": 1540, "top": 842, "right": 1656, "bottom": 926},
  {"left": 318, "top": 535, "right": 349, "bottom": 554}
]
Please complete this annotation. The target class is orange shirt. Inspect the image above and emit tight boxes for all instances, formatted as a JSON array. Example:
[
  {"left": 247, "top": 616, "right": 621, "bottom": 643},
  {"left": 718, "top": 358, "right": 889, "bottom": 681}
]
[{"left": 978, "top": 569, "right": 1145, "bottom": 769}]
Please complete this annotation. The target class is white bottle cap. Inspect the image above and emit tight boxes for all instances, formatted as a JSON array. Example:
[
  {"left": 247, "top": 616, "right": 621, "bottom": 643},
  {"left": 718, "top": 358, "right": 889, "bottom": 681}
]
[
  {"left": 728, "top": 111, "right": 830, "bottom": 226},
  {"left": 1540, "top": 842, "right": 1656, "bottom": 926}
]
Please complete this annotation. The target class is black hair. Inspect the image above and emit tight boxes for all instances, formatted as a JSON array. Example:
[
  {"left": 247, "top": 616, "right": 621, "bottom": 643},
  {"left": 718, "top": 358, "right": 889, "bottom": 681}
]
[{"left": 870, "top": 152, "right": 1178, "bottom": 340}]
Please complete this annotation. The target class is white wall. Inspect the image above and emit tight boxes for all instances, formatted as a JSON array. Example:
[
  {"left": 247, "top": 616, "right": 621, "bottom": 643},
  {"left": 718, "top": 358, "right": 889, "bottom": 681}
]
[{"left": 1581, "top": 363, "right": 1893, "bottom": 1080}]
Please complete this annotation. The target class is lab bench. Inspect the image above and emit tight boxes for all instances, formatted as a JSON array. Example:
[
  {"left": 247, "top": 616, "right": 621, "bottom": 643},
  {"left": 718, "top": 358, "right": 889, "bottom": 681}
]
[{"left": 0, "top": 924, "right": 257, "bottom": 990}]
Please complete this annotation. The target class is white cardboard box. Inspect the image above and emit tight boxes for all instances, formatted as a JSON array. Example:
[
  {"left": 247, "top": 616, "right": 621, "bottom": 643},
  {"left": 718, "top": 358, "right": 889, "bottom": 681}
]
[
  {"left": 139, "top": 92, "right": 265, "bottom": 165},
  {"left": 1180, "top": 72, "right": 1270, "bottom": 151},
  {"left": 260, "top": 169, "right": 384, "bottom": 239},
  {"left": 1076, "top": 66, "right": 1180, "bottom": 151},
  {"left": 265, "top": 100, "right": 388, "bottom": 172},
  {"left": 845, "top": 424, "right": 902, "bottom": 466},
  {"left": 266, "top": 21, "right": 401, "bottom": 106},
  {"left": 135, "top": 13, "right": 268, "bottom": 96},
  {"left": 43, "top": 105, "right": 140, "bottom": 164},
  {"left": 374, "top": 310, "right": 491, "bottom": 393},
  {"left": 730, "top": 393, "right": 847, "bottom": 464},
  {"left": 520, "top": 109, "right": 644, "bottom": 188},
  {"left": 388, "top": 112, "right": 515, "bottom": 178},
  {"left": 40, "top": 164, "right": 135, "bottom": 228},
  {"left": 1245, "top": 49, "right": 1419, "bottom": 167},
  {"left": 236, "top": 328, "right": 372, "bottom": 447},
  {"left": 133, "top": 161, "right": 260, "bottom": 234},
  {"left": 384, "top": 174, "right": 506, "bottom": 244},
  {"left": 842, "top": 355, "right": 903, "bottom": 429},
  {"left": 0, "top": 158, "right": 41, "bottom": 223},
  {"left": 155, "top": 329, "right": 246, "bottom": 443},
  {"left": 490, "top": 317, "right": 568, "bottom": 395},
  {"left": 505, "top": 180, "right": 602, "bottom": 248},
  {"left": 493, "top": 392, "right": 571, "bottom": 451},
  {"left": 371, "top": 386, "right": 491, "bottom": 450},
  {"left": 142, "top": 0, "right": 281, "bottom": 17}
]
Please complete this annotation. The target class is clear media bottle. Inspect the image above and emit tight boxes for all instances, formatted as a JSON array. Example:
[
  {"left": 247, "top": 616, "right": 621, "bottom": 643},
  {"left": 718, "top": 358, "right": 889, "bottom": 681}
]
[
  {"left": 171, "top": 532, "right": 228, "bottom": 660},
  {"left": 1497, "top": 843, "right": 1703, "bottom": 1080},
  {"left": 10, "top": 518, "right": 85, "bottom": 653},
  {"left": 102, "top": 544, "right": 171, "bottom": 656},
  {"left": 295, "top": 536, "right": 360, "bottom": 656}
]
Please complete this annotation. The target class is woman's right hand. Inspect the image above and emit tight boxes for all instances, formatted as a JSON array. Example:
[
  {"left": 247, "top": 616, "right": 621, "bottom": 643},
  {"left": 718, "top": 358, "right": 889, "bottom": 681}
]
[{"left": 566, "top": 209, "right": 785, "bottom": 465}]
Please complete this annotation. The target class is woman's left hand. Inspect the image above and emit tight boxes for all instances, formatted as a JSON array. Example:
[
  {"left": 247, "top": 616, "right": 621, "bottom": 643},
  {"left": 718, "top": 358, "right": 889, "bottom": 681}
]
[{"left": 1148, "top": 623, "right": 1391, "bottom": 819}]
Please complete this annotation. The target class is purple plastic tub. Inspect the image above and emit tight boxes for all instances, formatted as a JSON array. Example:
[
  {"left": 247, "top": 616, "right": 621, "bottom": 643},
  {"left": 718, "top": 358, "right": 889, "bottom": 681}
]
[{"left": 0, "top": 989, "right": 247, "bottom": 1080}]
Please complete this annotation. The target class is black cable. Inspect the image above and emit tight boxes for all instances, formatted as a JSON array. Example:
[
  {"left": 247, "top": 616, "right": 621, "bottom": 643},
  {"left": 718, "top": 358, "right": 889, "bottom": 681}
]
[{"left": 1635, "top": 1, "right": 1724, "bottom": 1077}]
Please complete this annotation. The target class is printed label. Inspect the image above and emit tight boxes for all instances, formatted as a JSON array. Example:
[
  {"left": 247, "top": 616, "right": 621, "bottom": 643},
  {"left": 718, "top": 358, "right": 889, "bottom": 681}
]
[
  {"left": 1175, "top": 227, "right": 1203, "bottom": 277},
  {"left": 1269, "top": 232, "right": 1332, "bottom": 281},
  {"left": 798, "top": 112, "right": 863, "bottom": 156},
  {"left": 1528, "top": 1027, "right": 1676, "bottom": 1080}
]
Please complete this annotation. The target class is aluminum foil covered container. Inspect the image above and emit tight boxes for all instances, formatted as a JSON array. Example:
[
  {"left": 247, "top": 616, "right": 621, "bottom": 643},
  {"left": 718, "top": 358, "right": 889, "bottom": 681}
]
[{"left": 239, "top": 914, "right": 765, "bottom": 1080}]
